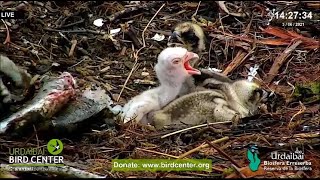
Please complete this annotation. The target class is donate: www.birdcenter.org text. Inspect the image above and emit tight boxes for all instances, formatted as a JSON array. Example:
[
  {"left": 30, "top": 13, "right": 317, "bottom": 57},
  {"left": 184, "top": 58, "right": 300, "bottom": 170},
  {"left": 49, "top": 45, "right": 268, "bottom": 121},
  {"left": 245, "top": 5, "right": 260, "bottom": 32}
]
[{"left": 112, "top": 159, "right": 212, "bottom": 172}]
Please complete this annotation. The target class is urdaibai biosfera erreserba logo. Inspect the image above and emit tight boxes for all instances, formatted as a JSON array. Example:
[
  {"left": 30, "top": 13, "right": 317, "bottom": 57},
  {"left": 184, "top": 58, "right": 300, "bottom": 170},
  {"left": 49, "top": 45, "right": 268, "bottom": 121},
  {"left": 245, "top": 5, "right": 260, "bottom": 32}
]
[
  {"left": 247, "top": 144, "right": 261, "bottom": 172},
  {"left": 47, "top": 139, "right": 64, "bottom": 155}
]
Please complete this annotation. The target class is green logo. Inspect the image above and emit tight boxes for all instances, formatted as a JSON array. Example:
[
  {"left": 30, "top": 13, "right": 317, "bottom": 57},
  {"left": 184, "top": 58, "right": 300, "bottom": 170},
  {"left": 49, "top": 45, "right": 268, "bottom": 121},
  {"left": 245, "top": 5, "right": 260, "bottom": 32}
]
[
  {"left": 47, "top": 139, "right": 63, "bottom": 155},
  {"left": 247, "top": 145, "right": 261, "bottom": 172}
]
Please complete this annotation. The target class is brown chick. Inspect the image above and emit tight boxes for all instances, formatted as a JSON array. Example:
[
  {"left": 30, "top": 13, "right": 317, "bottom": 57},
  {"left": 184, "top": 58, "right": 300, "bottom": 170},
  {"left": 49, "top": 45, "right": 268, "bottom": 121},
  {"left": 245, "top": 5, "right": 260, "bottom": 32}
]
[{"left": 167, "top": 21, "right": 206, "bottom": 66}]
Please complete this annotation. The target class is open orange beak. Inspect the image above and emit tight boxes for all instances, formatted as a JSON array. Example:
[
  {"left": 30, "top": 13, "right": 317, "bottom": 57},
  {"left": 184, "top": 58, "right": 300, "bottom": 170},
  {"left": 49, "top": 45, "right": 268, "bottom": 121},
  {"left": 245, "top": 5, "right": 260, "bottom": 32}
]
[{"left": 183, "top": 52, "right": 201, "bottom": 75}]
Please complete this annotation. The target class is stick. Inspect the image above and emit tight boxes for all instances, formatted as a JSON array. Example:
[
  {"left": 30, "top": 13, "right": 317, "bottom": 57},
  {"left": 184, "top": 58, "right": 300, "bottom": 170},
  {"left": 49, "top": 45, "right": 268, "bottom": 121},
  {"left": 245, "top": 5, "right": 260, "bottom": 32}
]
[
  {"left": 161, "top": 121, "right": 232, "bottom": 139},
  {"left": 293, "top": 132, "right": 320, "bottom": 138},
  {"left": 264, "top": 40, "right": 303, "bottom": 84},
  {"left": 205, "top": 140, "right": 241, "bottom": 168},
  {"left": 123, "top": 27, "right": 142, "bottom": 48},
  {"left": 136, "top": 148, "right": 179, "bottom": 159},
  {"left": 231, "top": 164, "right": 247, "bottom": 178},
  {"left": 192, "top": 1, "right": 201, "bottom": 16},
  {"left": 59, "top": 19, "right": 85, "bottom": 29},
  {"left": 44, "top": 28, "right": 105, "bottom": 35},
  {"left": 69, "top": 39, "right": 77, "bottom": 57},
  {"left": 106, "top": 2, "right": 160, "bottom": 23},
  {"left": 178, "top": 136, "right": 229, "bottom": 159},
  {"left": 141, "top": 4, "right": 166, "bottom": 47},
  {"left": 116, "top": 3, "right": 166, "bottom": 102},
  {"left": 288, "top": 101, "right": 306, "bottom": 128},
  {"left": 1, "top": 19, "right": 10, "bottom": 44},
  {"left": 222, "top": 48, "right": 255, "bottom": 76}
]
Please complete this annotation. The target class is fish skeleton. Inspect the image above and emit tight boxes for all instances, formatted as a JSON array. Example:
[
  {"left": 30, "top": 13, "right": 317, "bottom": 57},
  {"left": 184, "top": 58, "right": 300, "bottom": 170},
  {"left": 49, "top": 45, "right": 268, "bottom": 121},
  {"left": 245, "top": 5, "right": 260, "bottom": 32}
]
[{"left": 0, "top": 72, "right": 76, "bottom": 134}]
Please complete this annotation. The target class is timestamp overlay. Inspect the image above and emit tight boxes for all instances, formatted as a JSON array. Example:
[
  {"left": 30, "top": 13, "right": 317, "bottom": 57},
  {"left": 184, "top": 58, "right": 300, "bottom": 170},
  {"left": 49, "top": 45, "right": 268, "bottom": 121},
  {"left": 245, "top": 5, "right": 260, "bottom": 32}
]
[{"left": 268, "top": 9, "right": 319, "bottom": 28}]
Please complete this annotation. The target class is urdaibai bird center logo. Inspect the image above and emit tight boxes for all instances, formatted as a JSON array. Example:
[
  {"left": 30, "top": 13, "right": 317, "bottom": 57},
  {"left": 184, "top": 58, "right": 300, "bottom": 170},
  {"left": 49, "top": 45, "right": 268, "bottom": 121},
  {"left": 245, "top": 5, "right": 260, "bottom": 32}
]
[
  {"left": 47, "top": 139, "right": 64, "bottom": 155},
  {"left": 7, "top": 139, "right": 65, "bottom": 167}
]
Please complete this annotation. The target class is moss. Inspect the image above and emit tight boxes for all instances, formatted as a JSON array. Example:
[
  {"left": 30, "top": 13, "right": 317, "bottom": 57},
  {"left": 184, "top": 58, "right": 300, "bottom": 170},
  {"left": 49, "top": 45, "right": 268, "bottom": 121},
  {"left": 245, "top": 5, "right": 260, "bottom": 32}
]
[
  {"left": 222, "top": 167, "right": 235, "bottom": 176},
  {"left": 293, "top": 81, "right": 320, "bottom": 103},
  {"left": 310, "top": 82, "right": 320, "bottom": 94}
]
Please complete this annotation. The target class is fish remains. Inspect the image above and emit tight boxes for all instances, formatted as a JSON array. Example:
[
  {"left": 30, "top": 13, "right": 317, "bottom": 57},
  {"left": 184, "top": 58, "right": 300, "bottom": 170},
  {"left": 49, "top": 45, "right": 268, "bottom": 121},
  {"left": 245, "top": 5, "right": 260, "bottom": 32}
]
[{"left": 0, "top": 72, "right": 76, "bottom": 134}]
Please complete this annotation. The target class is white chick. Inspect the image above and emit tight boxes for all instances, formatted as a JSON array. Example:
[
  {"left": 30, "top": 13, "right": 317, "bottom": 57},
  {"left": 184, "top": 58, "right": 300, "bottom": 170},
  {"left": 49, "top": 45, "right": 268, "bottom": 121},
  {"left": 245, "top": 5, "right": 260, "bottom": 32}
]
[{"left": 120, "top": 47, "right": 201, "bottom": 124}]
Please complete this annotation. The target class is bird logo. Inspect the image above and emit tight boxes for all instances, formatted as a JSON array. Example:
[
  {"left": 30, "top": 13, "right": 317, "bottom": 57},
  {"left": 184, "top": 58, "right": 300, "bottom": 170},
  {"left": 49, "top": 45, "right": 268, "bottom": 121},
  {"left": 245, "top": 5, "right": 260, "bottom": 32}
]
[
  {"left": 247, "top": 144, "right": 261, "bottom": 172},
  {"left": 47, "top": 139, "right": 64, "bottom": 155}
]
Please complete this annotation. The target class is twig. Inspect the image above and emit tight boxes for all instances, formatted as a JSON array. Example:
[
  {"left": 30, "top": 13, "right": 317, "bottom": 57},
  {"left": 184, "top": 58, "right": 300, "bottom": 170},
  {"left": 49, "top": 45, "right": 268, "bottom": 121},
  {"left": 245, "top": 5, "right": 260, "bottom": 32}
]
[
  {"left": 116, "top": 3, "right": 166, "bottom": 102},
  {"left": 264, "top": 40, "right": 303, "bottom": 84},
  {"left": 231, "top": 164, "right": 247, "bottom": 178},
  {"left": 116, "top": 45, "right": 138, "bottom": 102},
  {"left": 222, "top": 47, "right": 256, "bottom": 76},
  {"left": 212, "top": 166, "right": 225, "bottom": 172},
  {"left": 7, "top": 42, "right": 29, "bottom": 52},
  {"left": 161, "top": 121, "right": 232, "bottom": 139},
  {"left": 123, "top": 26, "right": 142, "bottom": 48},
  {"left": 208, "top": 38, "right": 218, "bottom": 67},
  {"left": 288, "top": 101, "right": 307, "bottom": 128},
  {"left": 178, "top": 136, "right": 229, "bottom": 159},
  {"left": 276, "top": 138, "right": 320, "bottom": 149},
  {"left": 59, "top": 19, "right": 85, "bottom": 29},
  {"left": 205, "top": 140, "right": 241, "bottom": 168},
  {"left": 68, "top": 56, "right": 88, "bottom": 68},
  {"left": 192, "top": 1, "right": 201, "bottom": 16},
  {"left": 118, "top": 85, "right": 135, "bottom": 92},
  {"left": 106, "top": 2, "right": 160, "bottom": 23},
  {"left": 44, "top": 28, "right": 105, "bottom": 35},
  {"left": 148, "top": 29, "right": 172, "bottom": 36},
  {"left": 293, "top": 132, "right": 320, "bottom": 138},
  {"left": 136, "top": 148, "right": 179, "bottom": 159},
  {"left": 1, "top": 19, "right": 10, "bottom": 44},
  {"left": 141, "top": 3, "right": 166, "bottom": 47},
  {"left": 58, "top": 32, "right": 90, "bottom": 56},
  {"left": 32, "top": 125, "right": 39, "bottom": 148},
  {"left": 216, "top": 1, "right": 246, "bottom": 17},
  {"left": 69, "top": 39, "right": 77, "bottom": 57}
]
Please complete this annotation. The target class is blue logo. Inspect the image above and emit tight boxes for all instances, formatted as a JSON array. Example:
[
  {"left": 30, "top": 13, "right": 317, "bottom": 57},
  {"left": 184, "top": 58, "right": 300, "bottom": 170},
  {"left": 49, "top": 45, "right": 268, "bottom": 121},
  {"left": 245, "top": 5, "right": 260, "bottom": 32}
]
[{"left": 247, "top": 144, "right": 261, "bottom": 172}]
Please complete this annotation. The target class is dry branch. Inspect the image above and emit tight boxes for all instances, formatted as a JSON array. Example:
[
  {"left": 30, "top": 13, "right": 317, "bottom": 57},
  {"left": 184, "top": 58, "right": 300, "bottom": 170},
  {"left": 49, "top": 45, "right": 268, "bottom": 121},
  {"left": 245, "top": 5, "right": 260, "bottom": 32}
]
[
  {"left": 161, "top": 121, "right": 232, "bottom": 139},
  {"left": 106, "top": 2, "right": 160, "bottom": 23},
  {"left": 222, "top": 50, "right": 247, "bottom": 75},
  {"left": 264, "top": 40, "right": 303, "bottom": 84},
  {"left": 178, "top": 137, "right": 229, "bottom": 159},
  {"left": 116, "top": 3, "right": 166, "bottom": 102},
  {"left": 205, "top": 140, "right": 241, "bottom": 168}
]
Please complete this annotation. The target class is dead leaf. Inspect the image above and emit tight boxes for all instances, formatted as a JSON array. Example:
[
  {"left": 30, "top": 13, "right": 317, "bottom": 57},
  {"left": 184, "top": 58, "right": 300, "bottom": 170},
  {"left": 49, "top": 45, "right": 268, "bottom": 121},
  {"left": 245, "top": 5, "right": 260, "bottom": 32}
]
[
  {"left": 261, "top": 26, "right": 293, "bottom": 39},
  {"left": 258, "top": 39, "right": 291, "bottom": 46}
]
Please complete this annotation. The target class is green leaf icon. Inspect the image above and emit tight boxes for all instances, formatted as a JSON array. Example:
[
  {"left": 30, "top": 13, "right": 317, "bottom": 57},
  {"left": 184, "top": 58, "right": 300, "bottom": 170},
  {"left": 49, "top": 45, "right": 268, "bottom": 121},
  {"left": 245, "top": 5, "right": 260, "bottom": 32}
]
[{"left": 47, "top": 139, "right": 63, "bottom": 155}]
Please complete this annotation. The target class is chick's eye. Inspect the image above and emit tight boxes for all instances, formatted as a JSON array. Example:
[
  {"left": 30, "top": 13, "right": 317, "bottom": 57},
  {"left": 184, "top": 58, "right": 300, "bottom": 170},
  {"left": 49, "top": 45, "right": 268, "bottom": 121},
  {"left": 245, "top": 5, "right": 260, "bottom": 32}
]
[{"left": 172, "top": 58, "right": 180, "bottom": 64}]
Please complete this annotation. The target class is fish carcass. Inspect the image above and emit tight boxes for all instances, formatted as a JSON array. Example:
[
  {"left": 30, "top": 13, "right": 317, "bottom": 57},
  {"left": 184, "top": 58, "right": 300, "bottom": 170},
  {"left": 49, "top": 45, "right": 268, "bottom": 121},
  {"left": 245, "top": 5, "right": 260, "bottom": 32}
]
[{"left": 0, "top": 72, "right": 76, "bottom": 134}]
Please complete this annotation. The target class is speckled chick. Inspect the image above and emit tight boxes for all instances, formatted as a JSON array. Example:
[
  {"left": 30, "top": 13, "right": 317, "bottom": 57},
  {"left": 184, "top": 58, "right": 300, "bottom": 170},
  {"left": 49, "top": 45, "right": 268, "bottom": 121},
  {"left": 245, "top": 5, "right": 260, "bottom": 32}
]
[{"left": 151, "top": 80, "right": 269, "bottom": 129}]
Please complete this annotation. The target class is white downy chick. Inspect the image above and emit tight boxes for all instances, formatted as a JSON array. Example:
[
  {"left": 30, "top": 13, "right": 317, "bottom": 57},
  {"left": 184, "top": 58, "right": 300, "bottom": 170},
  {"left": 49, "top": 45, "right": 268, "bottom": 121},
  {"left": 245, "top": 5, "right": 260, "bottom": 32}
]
[{"left": 120, "top": 47, "right": 201, "bottom": 124}]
